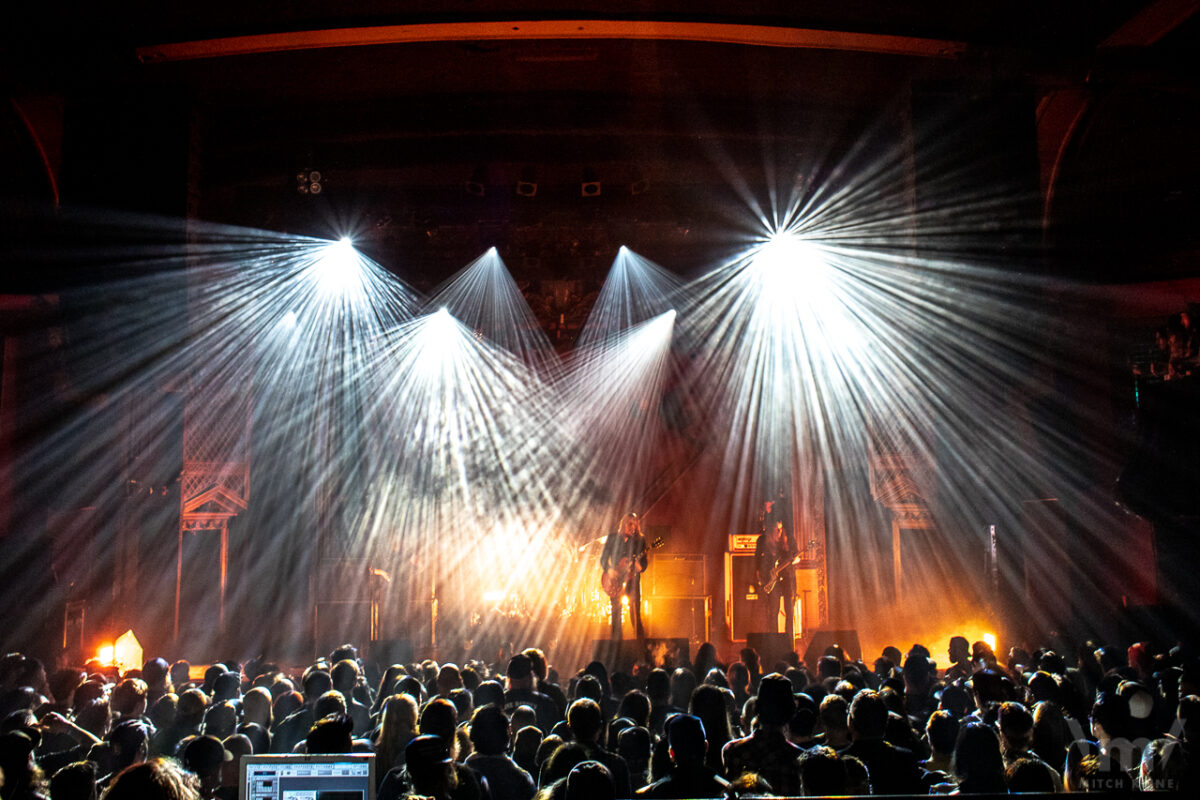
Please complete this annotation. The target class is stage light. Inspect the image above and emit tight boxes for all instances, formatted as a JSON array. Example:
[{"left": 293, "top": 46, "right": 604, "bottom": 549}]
[
  {"left": 311, "top": 237, "right": 363, "bottom": 297},
  {"left": 751, "top": 231, "right": 826, "bottom": 297},
  {"left": 97, "top": 644, "right": 114, "bottom": 665},
  {"left": 983, "top": 632, "right": 997, "bottom": 650},
  {"left": 581, "top": 167, "right": 602, "bottom": 197}
]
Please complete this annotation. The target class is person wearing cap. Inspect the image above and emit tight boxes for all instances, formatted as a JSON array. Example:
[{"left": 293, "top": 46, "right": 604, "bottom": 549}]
[
  {"left": 502, "top": 655, "right": 559, "bottom": 733},
  {"left": 721, "top": 673, "right": 803, "bottom": 794},
  {"left": 637, "top": 714, "right": 730, "bottom": 798}
]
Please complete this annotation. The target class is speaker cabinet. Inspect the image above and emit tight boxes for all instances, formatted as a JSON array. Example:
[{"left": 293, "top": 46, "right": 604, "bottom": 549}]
[
  {"left": 645, "top": 596, "right": 710, "bottom": 643},
  {"left": 650, "top": 553, "right": 706, "bottom": 597},
  {"left": 746, "top": 632, "right": 794, "bottom": 664},
  {"left": 726, "top": 552, "right": 760, "bottom": 641}
]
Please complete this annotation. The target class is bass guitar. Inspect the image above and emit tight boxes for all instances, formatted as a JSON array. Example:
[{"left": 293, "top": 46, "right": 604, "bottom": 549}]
[
  {"left": 601, "top": 537, "right": 664, "bottom": 598},
  {"left": 762, "top": 554, "right": 801, "bottom": 593}
]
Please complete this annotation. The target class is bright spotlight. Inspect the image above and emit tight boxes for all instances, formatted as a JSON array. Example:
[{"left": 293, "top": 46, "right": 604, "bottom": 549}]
[
  {"left": 311, "top": 237, "right": 364, "bottom": 297},
  {"left": 983, "top": 632, "right": 997, "bottom": 650},
  {"left": 751, "top": 232, "right": 826, "bottom": 296}
]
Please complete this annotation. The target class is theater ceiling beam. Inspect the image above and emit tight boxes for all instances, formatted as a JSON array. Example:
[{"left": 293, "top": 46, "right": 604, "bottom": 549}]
[{"left": 136, "top": 19, "right": 968, "bottom": 63}]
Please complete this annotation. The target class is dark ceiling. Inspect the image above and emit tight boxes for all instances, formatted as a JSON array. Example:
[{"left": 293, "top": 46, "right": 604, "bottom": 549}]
[{"left": 3, "top": 2, "right": 1199, "bottom": 288}]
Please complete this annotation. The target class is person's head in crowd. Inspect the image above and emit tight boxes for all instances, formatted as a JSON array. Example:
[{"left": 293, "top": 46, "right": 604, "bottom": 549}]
[
  {"left": 513, "top": 724, "right": 543, "bottom": 773},
  {"left": 1137, "top": 737, "right": 1187, "bottom": 791},
  {"left": 565, "top": 760, "right": 613, "bottom": 800},
  {"left": 581, "top": 662, "right": 610, "bottom": 698},
  {"left": 141, "top": 658, "right": 170, "bottom": 692},
  {"left": 510, "top": 704, "right": 537, "bottom": 736},
  {"left": 221, "top": 734, "right": 251, "bottom": 787},
  {"left": 202, "top": 700, "right": 238, "bottom": 739},
  {"left": 181, "top": 734, "right": 231, "bottom": 798},
  {"left": 523, "top": 648, "right": 550, "bottom": 684},
  {"left": 506, "top": 654, "right": 536, "bottom": 692},
  {"left": 1091, "top": 691, "right": 1132, "bottom": 746},
  {"left": 420, "top": 697, "right": 459, "bottom": 756},
  {"left": 968, "top": 667, "right": 1010, "bottom": 713},
  {"left": 616, "top": 726, "right": 650, "bottom": 776},
  {"left": 690, "top": 684, "right": 733, "bottom": 742},
  {"left": 903, "top": 653, "right": 934, "bottom": 692},
  {"left": 329, "top": 659, "right": 361, "bottom": 701},
  {"left": 839, "top": 754, "right": 868, "bottom": 795},
  {"left": 107, "top": 719, "right": 151, "bottom": 775},
  {"left": 313, "top": 689, "right": 347, "bottom": 721},
  {"left": 240, "top": 686, "right": 272, "bottom": 729},
  {"left": 819, "top": 693, "right": 849, "bottom": 739},
  {"left": 566, "top": 698, "right": 604, "bottom": 743},
  {"left": 645, "top": 669, "right": 670, "bottom": 704},
  {"left": 799, "top": 746, "right": 845, "bottom": 796},
  {"left": 211, "top": 672, "right": 240, "bottom": 704},
  {"left": 236, "top": 722, "right": 269, "bottom": 754},
  {"left": 51, "top": 760, "right": 99, "bottom": 800},
  {"left": 1178, "top": 694, "right": 1200, "bottom": 744},
  {"left": 926, "top": 709, "right": 958, "bottom": 761},
  {"left": 269, "top": 675, "right": 295, "bottom": 699},
  {"left": 0, "top": 729, "right": 46, "bottom": 798},
  {"left": 1064, "top": 738, "right": 1101, "bottom": 792},
  {"left": 1118, "top": 680, "right": 1156, "bottom": 739},
  {"left": 543, "top": 741, "right": 591, "bottom": 785},
  {"left": 997, "top": 700, "right": 1034, "bottom": 755},
  {"left": 49, "top": 669, "right": 87, "bottom": 710},
  {"left": 110, "top": 678, "right": 148, "bottom": 720},
  {"left": 952, "top": 722, "right": 1006, "bottom": 793},
  {"left": 328, "top": 644, "right": 359, "bottom": 666},
  {"left": 755, "top": 674, "right": 795, "bottom": 727},
  {"left": 473, "top": 679, "right": 504, "bottom": 709},
  {"left": 972, "top": 640, "right": 998, "bottom": 669},
  {"left": 301, "top": 669, "right": 332, "bottom": 704},
  {"left": 448, "top": 687, "right": 473, "bottom": 723},
  {"left": 1027, "top": 670, "right": 1060, "bottom": 705},
  {"left": 948, "top": 636, "right": 970, "bottom": 666},
  {"left": 669, "top": 668, "right": 696, "bottom": 710},
  {"left": 306, "top": 713, "right": 353, "bottom": 754},
  {"left": 405, "top": 734, "right": 457, "bottom": 800},
  {"left": 703, "top": 667, "right": 730, "bottom": 690},
  {"left": 574, "top": 675, "right": 603, "bottom": 704},
  {"left": 535, "top": 733, "right": 564, "bottom": 771},
  {"left": 149, "top": 692, "right": 178, "bottom": 732},
  {"left": 201, "top": 665, "right": 226, "bottom": 697},
  {"left": 101, "top": 757, "right": 200, "bottom": 800},
  {"left": 664, "top": 713, "right": 706, "bottom": 766},
  {"left": 469, "top": 704, "right": 510, "bottom": 756},
  {"left": 77, "top": 697, "right": 113, "bottom": 739},
  {"left": 177, "top": 688, "right": 209, "bottom": 729},
  {"left": 1004, "top": 757, "right": 1058, "bottom": 792},
  {"left": 74, "top": 679, "right": 106, "bottom": 711},
  {"left": 272, "top": 690, "right": 302, "bottom": 722},
  {"left": 937, "top": 682, "right": 972, "bottom": 718},
  {"left": 847, "top": 689, "right": 887, "bottom": 742},
  {"left": 725, "top": 662, "right": 750, "bottom": 699},
  {"left": 616, "top": 689, "right": 650, "bottom": 729}
]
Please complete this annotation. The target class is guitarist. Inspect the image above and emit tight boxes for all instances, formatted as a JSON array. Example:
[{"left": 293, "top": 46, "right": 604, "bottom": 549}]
[
  {"left": 600, "top": 512, "right": 647, "bottom": 641},
  {"left": 755, "top": 519, "right": 797, "bottom": 644}
]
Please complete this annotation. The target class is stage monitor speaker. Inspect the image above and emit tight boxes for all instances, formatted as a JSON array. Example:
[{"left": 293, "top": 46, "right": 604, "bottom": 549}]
[
  {"left": 315, "top": 601, "right": 370, "bottom": 658},
  {"left": 745, "top": 632, "right": 793, "bottom": 664},
  {"left": 803, "top": 628, "right": 861, "bottom": 666},
  {"left": 646, "top": 597, "right": 710, "bottom": 643},
  {"left": 651, "top": 554, "right": 706, "bottom": 596},
  {"left": 591, "top": 637, "right": 691, "bottom": 671}
]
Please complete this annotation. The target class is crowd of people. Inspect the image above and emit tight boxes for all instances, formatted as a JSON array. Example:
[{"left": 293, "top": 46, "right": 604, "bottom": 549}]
[{"left": 0, "top": 634, "right": 1196, "bottom": 799}]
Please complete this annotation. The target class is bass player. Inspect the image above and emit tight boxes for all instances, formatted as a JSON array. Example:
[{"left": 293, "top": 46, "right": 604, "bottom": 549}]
[{"left": 756, "top": 519, "right": 798, "bottom": 644}]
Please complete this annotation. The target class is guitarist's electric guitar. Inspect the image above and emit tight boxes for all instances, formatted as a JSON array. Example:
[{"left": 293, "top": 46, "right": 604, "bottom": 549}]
[
  {"left": 601, "top": 537, "right": 664, "bottom": 598},
  {"left": 762, "top": 554, "right": 801, "bottom": 593}
]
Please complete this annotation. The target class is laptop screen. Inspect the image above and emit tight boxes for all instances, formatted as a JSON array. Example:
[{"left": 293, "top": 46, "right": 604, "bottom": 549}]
[{"left": 239, "top": 754, "right": 376, "bottom": 800}]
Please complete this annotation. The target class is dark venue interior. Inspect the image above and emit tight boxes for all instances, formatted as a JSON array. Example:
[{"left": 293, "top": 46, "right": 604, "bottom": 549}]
[{"left": 1, "top": 2, "right": 1199, "bottom": 797}]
